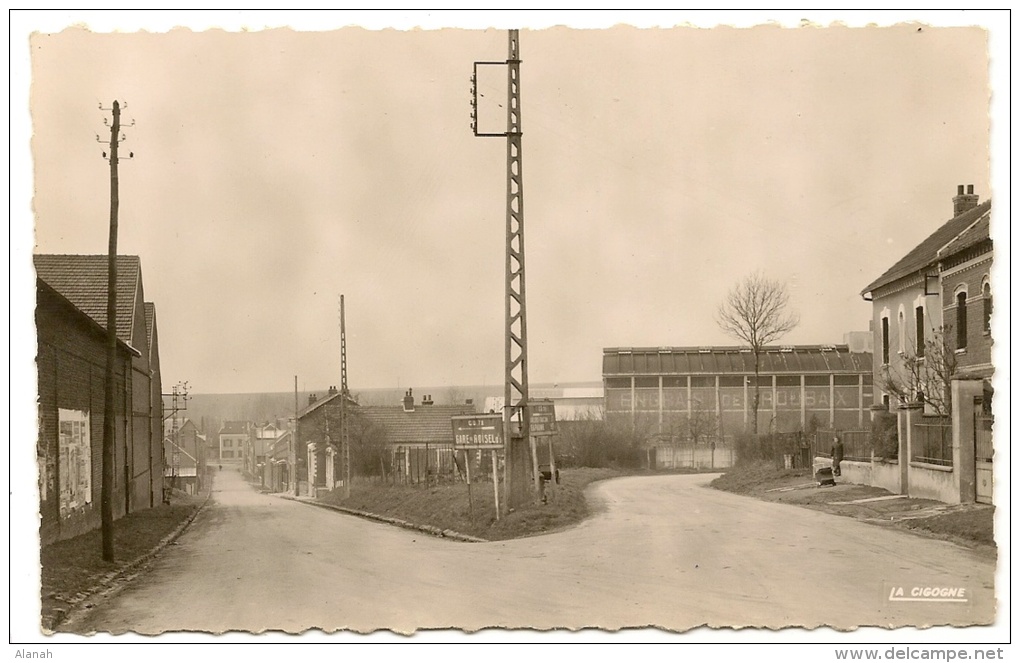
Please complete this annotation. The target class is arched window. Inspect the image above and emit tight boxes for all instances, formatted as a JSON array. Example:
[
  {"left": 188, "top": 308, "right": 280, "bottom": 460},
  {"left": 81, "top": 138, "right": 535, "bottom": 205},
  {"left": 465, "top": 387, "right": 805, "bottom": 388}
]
[
  {"left": 983, "top": 281, "right": 992, "bottom": 334},
  {"left": 956, "top": 290, "right": 968, "bottom": 350}
]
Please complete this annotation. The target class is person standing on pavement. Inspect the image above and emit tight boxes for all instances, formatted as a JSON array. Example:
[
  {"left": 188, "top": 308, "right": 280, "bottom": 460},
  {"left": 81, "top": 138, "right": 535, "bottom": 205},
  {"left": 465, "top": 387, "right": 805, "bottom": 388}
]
[{"left": 831, "top": 435, "right": 844, "bottom": 478}]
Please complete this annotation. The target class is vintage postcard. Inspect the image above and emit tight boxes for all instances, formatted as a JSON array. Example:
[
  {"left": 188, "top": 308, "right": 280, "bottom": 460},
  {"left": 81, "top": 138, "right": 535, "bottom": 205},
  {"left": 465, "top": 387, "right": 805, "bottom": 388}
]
[{"left": 12, "top": 9, "right": 1008, "bottom": 652}]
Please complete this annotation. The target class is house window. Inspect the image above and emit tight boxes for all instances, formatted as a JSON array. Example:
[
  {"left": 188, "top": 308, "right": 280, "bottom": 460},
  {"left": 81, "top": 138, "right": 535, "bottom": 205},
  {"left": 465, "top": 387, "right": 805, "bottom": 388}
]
[
  {"left": 897, "top": 309, "right": 905, "bottom": 354},
  {"left": 915, "top": 306, "right": 925, "bottom": 357},
  {"left": 881, "top": 316, "right": 890, "bottom": 365},
  {"left": 983, "top": 282, "right": 992, "bottom": 334},
  {"left": 956, "top": 291, "right": 968, "bottom": 350}
]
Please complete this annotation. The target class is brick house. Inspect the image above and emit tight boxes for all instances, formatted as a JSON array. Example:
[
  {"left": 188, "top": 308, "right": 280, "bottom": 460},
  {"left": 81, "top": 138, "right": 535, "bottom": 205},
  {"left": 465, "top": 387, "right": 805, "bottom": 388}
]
[
  {"left": 861, "top": 187, "right": 991, "bottom": 411},
  {"left": 294, "top": 388, "right": 347, "bottom": 496},
  {"left": 35, "top": 254, "right": 164, "bottom": 544},
  {"left": 859, "top": 186, "right": 993, "bottom": 503},
  {"left": 937, "top": 203, "right": 993, "bottom": 378}
]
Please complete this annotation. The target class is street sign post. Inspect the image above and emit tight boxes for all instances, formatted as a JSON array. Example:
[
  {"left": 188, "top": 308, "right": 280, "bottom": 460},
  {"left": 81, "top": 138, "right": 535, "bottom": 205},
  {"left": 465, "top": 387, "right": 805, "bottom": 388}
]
[
  {"left": 452, "top": 414, "right": 504, "bottom": 449},
  {"left": 452, "top": 414, "right": 504, "bottom": 520},
  {"left": 529, "top": 399, "right": 557, "bottom": 436}
]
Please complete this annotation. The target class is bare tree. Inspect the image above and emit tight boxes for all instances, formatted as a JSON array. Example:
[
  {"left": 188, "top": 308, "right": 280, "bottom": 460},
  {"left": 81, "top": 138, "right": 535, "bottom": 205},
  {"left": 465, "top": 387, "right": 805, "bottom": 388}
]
[
  {"left": 347, "top": 409, "right": 391, "bottom": 479},
  {"left": 717, "top": 272, "right": 799, "bottom": 441},
  {"left": 685, "top": 405, "right": 718, "bottom": 447},
  {"left": 879, "top": 324, "right": 958, "bottom": 417}
]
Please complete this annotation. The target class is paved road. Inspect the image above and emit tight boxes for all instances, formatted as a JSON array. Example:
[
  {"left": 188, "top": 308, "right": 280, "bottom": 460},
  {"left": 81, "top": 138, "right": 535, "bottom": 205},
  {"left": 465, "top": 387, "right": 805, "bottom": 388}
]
[{"left": 70, "top": 467, "right": 995, "bottom": 634}]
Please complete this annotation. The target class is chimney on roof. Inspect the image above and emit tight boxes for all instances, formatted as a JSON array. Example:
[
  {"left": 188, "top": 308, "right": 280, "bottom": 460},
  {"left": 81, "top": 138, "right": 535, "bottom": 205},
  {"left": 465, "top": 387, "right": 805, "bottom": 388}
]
[
  {"left": 327, "top": 385, "right": 338, "bottom": 396},
  {"left": 402, "top": 389, "right": 415, "bottom": 412},
  {"left": 423, "top": 394, "right": 434, "bottom": 406},
  {"left": 308, "top": 393, "right": 318, "bottom": 406},
  {"left": 953, "top": 184, "right": 979, "bottom": 217}
]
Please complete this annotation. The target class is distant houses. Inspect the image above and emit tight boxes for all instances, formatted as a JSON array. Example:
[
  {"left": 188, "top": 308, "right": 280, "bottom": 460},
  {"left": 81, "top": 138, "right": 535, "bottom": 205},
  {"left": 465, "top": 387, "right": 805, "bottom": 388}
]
[
  {"left": 264, "top": 429, "right": 293, "bottom": 492},
  {"left": 271, "top": 387, "right": 476, "bottom": 496},
  {"left": 218, "top": 420, "right": 250, "bottom": 463},
  {"left": 244, "top": 422, "right": 286, "bottom": 485},
  {"left": 164, "top": 418, "right": 207, "bottom": 495},
  {"left": 35, "top": 254, "right": 164, "bottom": 544}
]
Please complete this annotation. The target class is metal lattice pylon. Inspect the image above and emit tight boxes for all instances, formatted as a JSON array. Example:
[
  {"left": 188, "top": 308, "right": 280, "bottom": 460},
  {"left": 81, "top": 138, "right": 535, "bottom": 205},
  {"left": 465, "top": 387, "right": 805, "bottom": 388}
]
[
  {"left": 339, "top": 294, "right": 351, "bottom": 498},
  {"left": 471, "top": 30, "right": 536, "bottom": 511}
]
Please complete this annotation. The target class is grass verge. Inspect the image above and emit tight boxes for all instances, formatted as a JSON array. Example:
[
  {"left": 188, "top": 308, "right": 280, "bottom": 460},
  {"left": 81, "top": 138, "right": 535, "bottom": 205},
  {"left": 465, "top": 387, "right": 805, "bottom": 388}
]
[
  {"left": 901, "top": 507, "right": 996, "bottom": 547},
  {"left": 710, "top": 462, "right": 995, "bottom": 551},
  {"left": 318, "top": 467, "right": 671, "bottom": 541},
  {"left": 40, "top": 490, "right": 206, "bottom": 629}
]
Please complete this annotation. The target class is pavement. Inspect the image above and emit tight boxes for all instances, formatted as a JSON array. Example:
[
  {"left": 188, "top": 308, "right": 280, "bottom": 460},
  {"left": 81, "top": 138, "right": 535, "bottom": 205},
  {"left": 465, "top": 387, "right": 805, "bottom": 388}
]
[
  {"left": 278, "top": 493, "right": 488, "bottom": 542},
  {"left": 60, "top": 468, "right": 995, "bottom": 635},
  {"left": 746, "top": 472, "right": 997, "bottom": 560}
]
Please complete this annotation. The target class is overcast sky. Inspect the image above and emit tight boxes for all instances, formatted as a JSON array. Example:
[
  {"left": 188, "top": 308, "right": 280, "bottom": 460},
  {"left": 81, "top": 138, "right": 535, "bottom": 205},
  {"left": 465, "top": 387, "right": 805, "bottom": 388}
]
[{"left": 17, "top": 11, "right": 1004, "bottom": 397}]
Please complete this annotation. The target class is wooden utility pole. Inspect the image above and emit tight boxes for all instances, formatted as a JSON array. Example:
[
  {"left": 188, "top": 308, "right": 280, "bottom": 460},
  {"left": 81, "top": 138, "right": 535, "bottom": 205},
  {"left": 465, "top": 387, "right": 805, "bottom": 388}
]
[{"left": 100, "top": 100, "right": 121, "bottom": 562}]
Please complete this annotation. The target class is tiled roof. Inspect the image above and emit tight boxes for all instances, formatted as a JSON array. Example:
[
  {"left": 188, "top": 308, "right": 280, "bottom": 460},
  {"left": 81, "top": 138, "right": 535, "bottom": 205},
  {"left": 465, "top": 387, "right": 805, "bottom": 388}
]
[
  {"left": 603, "top": 346, "right": 871, "bottom": 376},
  {"left": 220, "top": 421, "right": 250, "bottom": 435},
  {"left": 939, "top": 213, "right": 991, "bottom": 258},
  {"left": 359, "top": 404, "right": 476, "bottom": 445},
  {"left": 297, "top": 391, "right": 346, "bottom": 418},
  {"left": 37, "top": 279, "right": 140, "bottom": 356},
  {"left": 34, "top": 254, "right": 142, "bottom": 343},
  {"left": 861, "top": 200, "right": 991, "bottom": 295}
]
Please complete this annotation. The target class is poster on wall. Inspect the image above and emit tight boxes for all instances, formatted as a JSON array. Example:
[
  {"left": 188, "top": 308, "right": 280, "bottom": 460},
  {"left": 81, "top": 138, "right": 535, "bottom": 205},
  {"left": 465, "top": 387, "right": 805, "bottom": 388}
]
[{"left": 58, "top": 408, "right": 91, "bottom": 518}]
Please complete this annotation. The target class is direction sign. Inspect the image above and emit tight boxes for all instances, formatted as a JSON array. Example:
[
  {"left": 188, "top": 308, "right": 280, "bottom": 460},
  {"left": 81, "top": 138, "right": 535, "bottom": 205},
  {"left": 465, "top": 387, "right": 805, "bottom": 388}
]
[
  {"left": 452, "top": 414, "right": 504, "bottom": 449},
  {"left": 529, "top": 399, "right": 557, "bottom": 436}
]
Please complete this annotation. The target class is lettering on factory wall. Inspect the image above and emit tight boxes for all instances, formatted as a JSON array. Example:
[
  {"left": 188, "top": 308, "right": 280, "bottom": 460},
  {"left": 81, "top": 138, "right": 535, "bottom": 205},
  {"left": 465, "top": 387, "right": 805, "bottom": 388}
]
[{"left": 607, "top": 386, "right": 858, "bottom": 411}]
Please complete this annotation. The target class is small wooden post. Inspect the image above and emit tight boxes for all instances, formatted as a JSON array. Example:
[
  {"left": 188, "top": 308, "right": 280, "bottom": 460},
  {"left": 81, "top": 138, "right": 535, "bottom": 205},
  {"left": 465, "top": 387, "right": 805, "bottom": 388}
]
[
  {"left": 465, "top": 451, "right": 473, "bottom": 515},
  {"left": 547, "top": 437, "right": 557, "bottom": 498},
  {"left": 491, "top": 449, "right": 500, "bottom": 521},
  {"left": 529, "top": 433, "right": 541, "bottom": 495}
]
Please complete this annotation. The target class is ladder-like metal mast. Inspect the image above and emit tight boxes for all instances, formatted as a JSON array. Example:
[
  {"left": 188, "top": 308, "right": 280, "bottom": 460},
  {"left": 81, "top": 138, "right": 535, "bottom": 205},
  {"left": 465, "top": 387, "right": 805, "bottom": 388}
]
[
  {"left": 502, "top": 30, "right": 535, "bottom": 509},
  {"left": 339, "top": 294, "right": 351, "bottom": 498}
]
